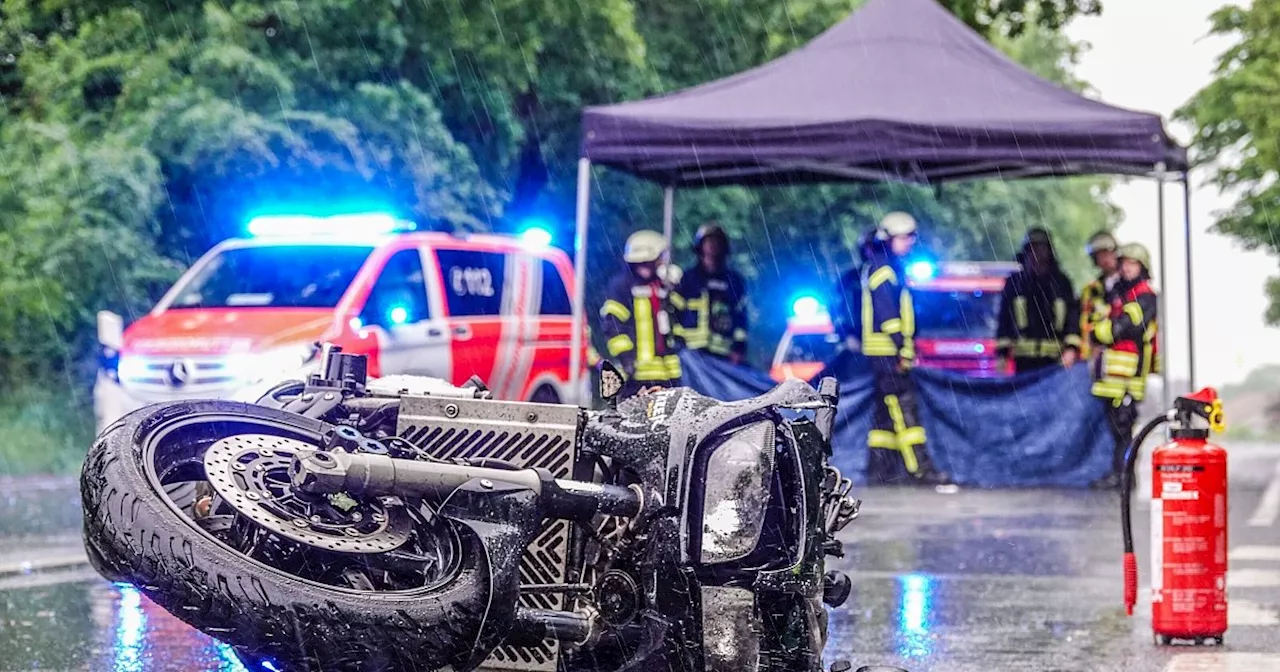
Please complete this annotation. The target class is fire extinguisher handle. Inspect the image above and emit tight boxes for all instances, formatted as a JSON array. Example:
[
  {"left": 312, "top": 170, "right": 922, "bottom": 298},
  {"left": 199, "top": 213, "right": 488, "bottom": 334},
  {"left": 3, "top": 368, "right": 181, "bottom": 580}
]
[{"left": 1123, "top": 551, "right": 1137, "bottom": 616}]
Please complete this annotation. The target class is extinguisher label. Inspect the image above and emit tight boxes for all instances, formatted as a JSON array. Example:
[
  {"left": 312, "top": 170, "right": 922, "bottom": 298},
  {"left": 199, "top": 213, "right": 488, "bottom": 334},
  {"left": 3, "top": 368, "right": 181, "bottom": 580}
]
[
  {"left": 1151, "top": 498, "right": 1164, "bottom": 594},
  {"left": 1156, "top": 465, "right": 1206, "bottom": 472}
]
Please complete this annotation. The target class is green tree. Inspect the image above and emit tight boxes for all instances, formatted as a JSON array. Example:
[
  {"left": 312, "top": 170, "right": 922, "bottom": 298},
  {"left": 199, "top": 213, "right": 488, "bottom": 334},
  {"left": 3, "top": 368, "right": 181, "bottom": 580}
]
[{"left": 1177, "top": 2, "right": 1280, "bottom": 324}]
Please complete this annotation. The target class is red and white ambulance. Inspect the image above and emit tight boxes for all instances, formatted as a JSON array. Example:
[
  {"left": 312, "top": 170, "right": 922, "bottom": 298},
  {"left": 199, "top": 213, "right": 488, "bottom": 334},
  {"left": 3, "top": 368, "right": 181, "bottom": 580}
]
[
  {"left": 770, "top": 260, "right": 1020, "bottom": 382},
  {"left": 94, "top": 213, "right": 586, "bottom": 431}
]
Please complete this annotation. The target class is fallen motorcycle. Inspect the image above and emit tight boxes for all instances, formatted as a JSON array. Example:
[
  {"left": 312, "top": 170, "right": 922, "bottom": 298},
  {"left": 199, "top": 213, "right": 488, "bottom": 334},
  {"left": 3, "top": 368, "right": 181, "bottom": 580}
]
[{"left": 81, "top": 344, "right": 890, "bottom": 672}]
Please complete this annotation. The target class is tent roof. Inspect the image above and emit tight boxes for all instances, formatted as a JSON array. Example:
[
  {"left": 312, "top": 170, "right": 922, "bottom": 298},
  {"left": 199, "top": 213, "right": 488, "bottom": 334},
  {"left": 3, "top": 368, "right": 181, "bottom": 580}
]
[{"left": 580, "top": 0, "right": 1187, "bottom": 187}]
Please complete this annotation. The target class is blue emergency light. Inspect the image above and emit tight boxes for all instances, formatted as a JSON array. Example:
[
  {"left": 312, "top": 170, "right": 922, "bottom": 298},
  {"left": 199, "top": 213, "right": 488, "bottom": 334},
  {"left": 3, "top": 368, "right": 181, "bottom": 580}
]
[
  {"left": 520, "top": 225, "right": 553, "bottom": 248},
  {"left": 791, "top": 294, "right": 825, "bottom": 320},
  {"left": 906, "top": 259, "right": 937, "bottom": 281},
  {"left": 246, "top": 212, "right": 410, "bottom": 237}
]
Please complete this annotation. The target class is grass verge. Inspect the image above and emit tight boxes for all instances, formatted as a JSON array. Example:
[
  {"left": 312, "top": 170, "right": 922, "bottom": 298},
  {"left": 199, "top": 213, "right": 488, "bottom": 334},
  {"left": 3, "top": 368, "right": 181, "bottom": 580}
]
[{"left": 0, "top": 385, "right": 96, "bottom": 477}]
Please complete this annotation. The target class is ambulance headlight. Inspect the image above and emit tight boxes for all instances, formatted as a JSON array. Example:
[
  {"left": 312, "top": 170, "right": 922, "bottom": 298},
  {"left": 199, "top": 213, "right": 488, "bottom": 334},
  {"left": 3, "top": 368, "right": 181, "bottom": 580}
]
[
  {"left": 700, "top": 421, "right": 776, "bottom": 564},
  {"left": 237, "top": 343, "right": 320, "bottom": 385}
]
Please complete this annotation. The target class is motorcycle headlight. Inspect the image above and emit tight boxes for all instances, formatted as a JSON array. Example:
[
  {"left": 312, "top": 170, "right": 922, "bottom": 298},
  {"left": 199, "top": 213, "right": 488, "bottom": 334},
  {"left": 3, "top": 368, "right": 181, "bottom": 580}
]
[{"left": 700, "top": 420, "right": 776, "bottom": 564}]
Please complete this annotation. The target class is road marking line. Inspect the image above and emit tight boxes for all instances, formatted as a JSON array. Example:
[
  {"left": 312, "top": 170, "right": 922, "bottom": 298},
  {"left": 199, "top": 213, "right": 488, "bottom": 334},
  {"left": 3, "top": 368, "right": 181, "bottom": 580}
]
[
  {"left": 1226, "top": 568, "right": 1280, "bottom": 588},
  {"left": 1228, "top": 599, "right": 1280, "bottom": 626},
  {"left": 1229, "top": 545, "right": 1280, "bottom": 562},
  {"left": 1246, "top": 460, "right": 1280, "bottom": 527},
  {"left": 1164, "top": 653, "right": 1280, "bottom": 672}
]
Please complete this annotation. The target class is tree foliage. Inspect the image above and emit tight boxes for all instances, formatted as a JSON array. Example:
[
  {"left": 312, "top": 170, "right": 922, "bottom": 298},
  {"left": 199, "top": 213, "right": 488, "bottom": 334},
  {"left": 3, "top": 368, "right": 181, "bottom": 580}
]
[
  {"left": 0, "top": 0, "right": 1116, "bottom": 385},
  {"left": 1177, "top": 2, "right": 1280, "bottom": 324}
]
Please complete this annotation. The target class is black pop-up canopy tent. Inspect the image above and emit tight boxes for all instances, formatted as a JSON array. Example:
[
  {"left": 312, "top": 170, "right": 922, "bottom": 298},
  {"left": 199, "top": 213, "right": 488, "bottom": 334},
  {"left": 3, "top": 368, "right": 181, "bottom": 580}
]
[{"left": 568, "top": 0, "right": 1191, "bottom": 401}]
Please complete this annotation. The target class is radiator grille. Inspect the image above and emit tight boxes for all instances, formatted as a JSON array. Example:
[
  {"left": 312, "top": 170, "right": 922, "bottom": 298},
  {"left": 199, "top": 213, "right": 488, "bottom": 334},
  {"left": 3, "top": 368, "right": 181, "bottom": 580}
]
[{"left": 397, "top": 395, "right": 578, "bottom": 671}]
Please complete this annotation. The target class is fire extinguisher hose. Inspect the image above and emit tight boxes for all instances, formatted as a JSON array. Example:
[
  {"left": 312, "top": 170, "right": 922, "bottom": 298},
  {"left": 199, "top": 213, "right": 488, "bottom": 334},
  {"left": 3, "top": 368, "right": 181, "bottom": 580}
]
[{"left": 1120, "top": 412, "right": 1171, "bottom": 616}]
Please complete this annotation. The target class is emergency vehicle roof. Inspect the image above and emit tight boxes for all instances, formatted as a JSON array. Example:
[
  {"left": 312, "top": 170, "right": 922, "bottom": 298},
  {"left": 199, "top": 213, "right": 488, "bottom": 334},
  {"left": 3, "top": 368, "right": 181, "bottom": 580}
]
[{"left": 580, "top": 0, "right": 1186, "bottom": 187}]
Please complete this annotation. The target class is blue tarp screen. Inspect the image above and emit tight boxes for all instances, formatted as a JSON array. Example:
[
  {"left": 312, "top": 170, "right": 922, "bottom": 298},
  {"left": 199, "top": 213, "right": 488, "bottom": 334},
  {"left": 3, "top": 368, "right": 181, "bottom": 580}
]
[{"left": 678, "top": 350, "right": 1113, "bottom": 487}]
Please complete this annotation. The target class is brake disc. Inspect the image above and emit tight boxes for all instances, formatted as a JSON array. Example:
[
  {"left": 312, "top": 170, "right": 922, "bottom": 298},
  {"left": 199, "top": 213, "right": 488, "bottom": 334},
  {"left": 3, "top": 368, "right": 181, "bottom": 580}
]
[{"left": 203, "top": 434, "right": 411, "bottom": 554}]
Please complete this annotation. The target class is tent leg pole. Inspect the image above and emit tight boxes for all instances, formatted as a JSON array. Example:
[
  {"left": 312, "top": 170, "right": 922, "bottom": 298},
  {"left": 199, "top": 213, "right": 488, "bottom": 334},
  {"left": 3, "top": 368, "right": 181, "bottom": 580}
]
[
  {"left": 570, "top": 158, "right": 592, "bottom": 404},
  {"left": 662, "top": 186, "right": 675, "bottom": 264},
  {"left": 1183, "top": 173, "right": 1196, "bottom": 392},
  {"left": 1156, "top": 174, "right": 1170, "bottom": 410}
]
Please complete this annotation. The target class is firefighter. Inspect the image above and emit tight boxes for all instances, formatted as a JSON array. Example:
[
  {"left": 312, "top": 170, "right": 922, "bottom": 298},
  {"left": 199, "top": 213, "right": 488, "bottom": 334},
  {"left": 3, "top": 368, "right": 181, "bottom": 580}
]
[
  {"left": 599, "top": 230, "right": 684, "bottom": 396},
  {"left": 995, "top": 228, "right": 1081, "bottom": 373},
  {"left": 678, "top": 224, "right": 749, "bottom": 364},
  {"left": 1088, "top": 242, "right": 1159, "bottom": 490},
  {"left": 1078, "top": 231, "right": 1122, "bottom": 361},
  {"left": 861, "top": 212, "right": 951, "bottom": 486}
]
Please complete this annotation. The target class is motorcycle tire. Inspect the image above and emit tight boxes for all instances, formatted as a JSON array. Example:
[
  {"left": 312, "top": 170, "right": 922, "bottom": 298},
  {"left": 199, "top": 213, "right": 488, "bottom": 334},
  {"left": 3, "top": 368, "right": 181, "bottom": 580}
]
[{"left": 80, "top": 400, "right": 508, "bottom": 672}]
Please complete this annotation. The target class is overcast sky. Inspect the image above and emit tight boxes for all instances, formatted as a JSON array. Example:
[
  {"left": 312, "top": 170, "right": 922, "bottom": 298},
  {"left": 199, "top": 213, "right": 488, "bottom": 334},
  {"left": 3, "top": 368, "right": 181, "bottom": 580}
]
[{"left": 1067, "top": 0, "right": 1276, "bottom": 388}]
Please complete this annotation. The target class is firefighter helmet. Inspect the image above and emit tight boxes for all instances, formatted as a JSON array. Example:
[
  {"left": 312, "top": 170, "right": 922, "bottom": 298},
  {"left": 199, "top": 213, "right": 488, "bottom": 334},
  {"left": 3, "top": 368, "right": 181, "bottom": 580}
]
[
  {"left": 1117, "top": 242, "right": 1151, "bottom": 271},
  {"left": 693, "top": 223, "right": 730, "bottom": 254},
  {"left": 1085, "top": 231, "right": 1119, "bottom": 256},
  {"left": 624, "top": 230, "right": 667, "bottom": 264},
  {"left": 875, "top": 212, "right": 918, "bottom": 240}
]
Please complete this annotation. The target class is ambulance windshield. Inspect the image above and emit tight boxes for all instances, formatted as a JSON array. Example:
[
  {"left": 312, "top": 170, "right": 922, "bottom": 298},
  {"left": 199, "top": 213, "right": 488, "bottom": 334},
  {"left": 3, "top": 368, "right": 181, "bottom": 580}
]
[
  {"left": 166, "top": 244, "right": 375, "bottom": 310},
  {"left": 912, "top": 288, "right": 1001, "bottom": 340}
]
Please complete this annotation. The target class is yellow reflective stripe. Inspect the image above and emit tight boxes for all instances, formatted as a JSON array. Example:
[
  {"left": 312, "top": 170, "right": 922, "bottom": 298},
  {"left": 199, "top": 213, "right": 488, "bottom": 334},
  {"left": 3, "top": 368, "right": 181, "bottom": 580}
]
[
  {"left": 633, "top": 296, "right": 656, "bottom": 361},
  {"left": 900, "top": 289, "right": 915, "bottom": 337},
  {"left": 1094, "top": 319, "right": 1114, "bottom": 345},
  {"left": 1127, "top": 378, "right": 1147, "bottom": 401},
  {"left": 899, "top": 426, "right": 926, "bottom": 447},
  {"left": 885, "top": 394, "right": 908, "bottom": 434},
  {"left": 868, "top": 429, "right": 898, "bottom": 449},
  {"left": 1053, "top": 298, "right": 1066, "bottom": 331},
  {"left": 863, "top": 334, "right": 898, "bottom": 356},
  {"left": 1144, "top": 322, "right": 1157, "bottom": 343},
  {"left": 1092, "top": 379, "right": 1127, "bottom": 399},
  {"left": 601, "top": 300, "right": 631, "bottom": 322},
  {"left": 1064, "top": 334, "right": 1082, "bottom": 348},
  {"left": 996, "top": 338, "right": 1014, "bottom": 350},
  {"left": 665, "top": 354, "right": 682, "bottom": 378},
  {"left": 1039, "top": 340, "right": 1061, "bottom": 357},
  {"left": 606, "top": 334, "right": 634, "bottom": 356},
  {"left": 868, "top": 266, "right": 897, "bottom": 290},
  {"left": 1014, "top": 297, "right": 1028, "bottom": 330},
  {"left": 669, "top": 291, "right": 687, "bottom": 310},
  {"left": 1014, "top": 341, "right": 1040, "bottom": 357},
  {"left": 1103, "top": 351, "right": 1139, "bottom": 376},
  {"left": 1123, "top": 302, "right": 1144, "bottom": 325},
  {"left": 881, "top": 318, "right": 903, "bottom": 334},
  {"left": 884, "top": 395, "right": 919, "bottom": 473}
]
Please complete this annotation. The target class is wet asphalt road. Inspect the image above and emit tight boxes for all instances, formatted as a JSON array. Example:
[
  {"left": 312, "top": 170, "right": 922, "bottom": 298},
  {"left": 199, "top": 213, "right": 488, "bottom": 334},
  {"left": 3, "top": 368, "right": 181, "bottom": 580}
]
[{"left": 2, "top": 444, "right": 1279, "bottom": 672}]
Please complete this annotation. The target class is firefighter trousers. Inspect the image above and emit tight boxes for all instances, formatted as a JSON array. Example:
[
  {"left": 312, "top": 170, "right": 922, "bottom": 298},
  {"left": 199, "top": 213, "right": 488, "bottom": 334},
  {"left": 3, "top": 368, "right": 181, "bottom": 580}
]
[
  {"left": 866, "top": 369, "right": 938, "bottom": 484},
  {"left": 1104, "top": 395, "right": 1140, "bottom": 476}
]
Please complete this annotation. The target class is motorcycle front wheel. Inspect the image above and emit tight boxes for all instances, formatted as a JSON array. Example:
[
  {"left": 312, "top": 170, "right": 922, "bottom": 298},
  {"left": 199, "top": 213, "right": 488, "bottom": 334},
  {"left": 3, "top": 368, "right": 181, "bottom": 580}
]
[{"left": 81, "top": 400, "right": 509, "bottom": 672}]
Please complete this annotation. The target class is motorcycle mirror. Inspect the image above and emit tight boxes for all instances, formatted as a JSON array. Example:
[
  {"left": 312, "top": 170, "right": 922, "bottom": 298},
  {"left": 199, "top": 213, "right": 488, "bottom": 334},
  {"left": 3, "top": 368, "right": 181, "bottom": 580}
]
[{"left": 599, "top": 361, "right": 624, "bottom": 406}]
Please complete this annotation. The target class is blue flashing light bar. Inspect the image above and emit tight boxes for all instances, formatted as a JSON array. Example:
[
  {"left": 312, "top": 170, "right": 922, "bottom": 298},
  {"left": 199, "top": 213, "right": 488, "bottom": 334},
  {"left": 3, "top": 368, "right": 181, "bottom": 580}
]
[
  {"left": 791, "top": 294, "right": 825, "bottom": 320},
  {"left": 246, "top": 212, "right": 411, "bottom": 238},
  {"left": 906, "top": 260, "right": 937, "bottom": 281},
  {"left": 520, "top": 226, "right": 553, "bottom": 248}
]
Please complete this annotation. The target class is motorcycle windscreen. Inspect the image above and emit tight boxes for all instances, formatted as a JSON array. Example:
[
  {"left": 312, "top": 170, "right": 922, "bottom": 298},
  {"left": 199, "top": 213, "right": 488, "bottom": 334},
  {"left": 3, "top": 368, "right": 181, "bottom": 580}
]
[{"left": 700, "top": 421, "right": 776, "bottom": 564}]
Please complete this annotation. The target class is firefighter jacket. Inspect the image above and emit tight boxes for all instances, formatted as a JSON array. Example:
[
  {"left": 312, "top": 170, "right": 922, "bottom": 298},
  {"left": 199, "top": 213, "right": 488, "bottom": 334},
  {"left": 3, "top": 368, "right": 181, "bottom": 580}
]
[
  {"left": 1090, "top": 278, "right": 1158, "bottom": 404},
  {"left": 599, "top": 271, "right": 683, "bottom": 382},
  {"left": 677, "top": 265, "right": 748, "bottom": 358},
  {"left": 1077, "top": 273, "right": 1119, "bottom": 360},
  {"left": 995, "top": 267, "right": 1081, "bottom": 361},
  {"left": 860, "top": 243, "right": 915, "bottom": 370}
]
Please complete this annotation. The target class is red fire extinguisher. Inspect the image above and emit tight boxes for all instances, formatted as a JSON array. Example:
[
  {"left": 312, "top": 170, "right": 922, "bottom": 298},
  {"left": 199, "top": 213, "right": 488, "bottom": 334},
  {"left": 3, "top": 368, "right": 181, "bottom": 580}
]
[{"left": 1120, "top": 388, "right": 1229, "bottom": 645}]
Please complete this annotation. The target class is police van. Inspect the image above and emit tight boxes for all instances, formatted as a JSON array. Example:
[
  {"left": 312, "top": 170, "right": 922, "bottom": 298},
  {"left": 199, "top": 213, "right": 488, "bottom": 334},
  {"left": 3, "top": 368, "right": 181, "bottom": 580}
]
[{"left": 94, "top": 213, "right": 585, "bottom": 431}]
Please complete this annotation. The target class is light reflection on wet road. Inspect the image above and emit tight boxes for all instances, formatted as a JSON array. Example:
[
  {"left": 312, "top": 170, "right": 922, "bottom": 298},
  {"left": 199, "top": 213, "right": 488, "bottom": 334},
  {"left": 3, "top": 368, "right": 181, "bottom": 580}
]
[{"left": 2, "top": 445, "right": 1280, "bottom": 672}]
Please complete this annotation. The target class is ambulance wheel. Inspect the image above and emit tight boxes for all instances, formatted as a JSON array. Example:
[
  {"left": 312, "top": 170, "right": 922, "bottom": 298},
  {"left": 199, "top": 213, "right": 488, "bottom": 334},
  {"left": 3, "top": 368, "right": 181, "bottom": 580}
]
[
  {"left": 529, "top": 385, "right": 561, "bottom": 404},
  {"left": 1155, "top": 634, "right": 1172, "bottom": 646}
]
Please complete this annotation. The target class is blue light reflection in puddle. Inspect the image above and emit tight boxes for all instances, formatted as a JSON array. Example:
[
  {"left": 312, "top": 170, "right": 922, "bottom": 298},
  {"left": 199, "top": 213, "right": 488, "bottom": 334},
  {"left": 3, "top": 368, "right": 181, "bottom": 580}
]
[
  {"left": 895, "top": 573, "right": 935, "bottom": 660},
  {"left": 113, "top": 583, "right": 146, "bottom": 672}
]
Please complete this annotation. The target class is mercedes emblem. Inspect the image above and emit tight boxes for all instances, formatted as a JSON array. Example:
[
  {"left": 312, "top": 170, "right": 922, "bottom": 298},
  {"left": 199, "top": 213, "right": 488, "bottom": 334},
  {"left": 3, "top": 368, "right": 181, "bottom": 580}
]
[{"left": 166, "top": 359, "right": 195, "bottom": 387}]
